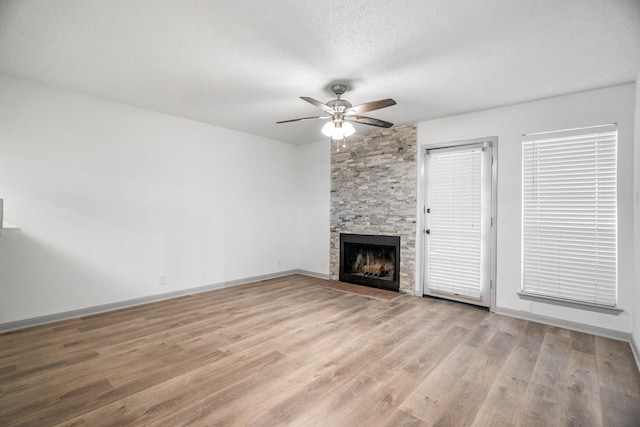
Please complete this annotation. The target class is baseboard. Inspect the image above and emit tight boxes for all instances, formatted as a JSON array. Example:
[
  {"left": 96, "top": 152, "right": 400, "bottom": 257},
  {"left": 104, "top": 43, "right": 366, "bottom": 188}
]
[
  {"left": 630, "top": 335, "right": 640, "bottom": 374},
  {"left": 0, "top": 270, "right": 302, "bottom": 333},
  {"left": 294, "top": 269, "right": 330, "bottom": 280},
  {"left": 494, "top": 306, "right": 633, "bottom": 342}
]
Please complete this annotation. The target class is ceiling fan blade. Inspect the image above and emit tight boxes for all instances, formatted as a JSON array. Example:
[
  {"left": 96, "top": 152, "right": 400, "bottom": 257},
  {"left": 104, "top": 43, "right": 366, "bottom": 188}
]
[
  {"left": 347, "top": 99, "right": 396, "bottom": 115},
  {"left": 346, "top": 115, "right": 394, "bottom": 128},
  {"left": 300, "top": 97, "right": 335, "bottom": 114},
  {"left": 276, "top": 116, "right": 330, "bottom": 124}
]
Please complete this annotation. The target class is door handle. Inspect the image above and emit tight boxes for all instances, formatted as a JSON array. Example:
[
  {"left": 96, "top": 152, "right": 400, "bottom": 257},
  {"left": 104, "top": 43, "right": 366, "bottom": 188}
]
[{"left": 425, "top": 229, "right": 431, "bottom": 234}]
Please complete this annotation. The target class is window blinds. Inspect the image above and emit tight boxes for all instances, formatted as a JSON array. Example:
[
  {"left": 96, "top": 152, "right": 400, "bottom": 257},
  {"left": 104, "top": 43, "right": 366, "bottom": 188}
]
[
  {"left": 426, "top": 148, "right": 483, "bottom": 298},
  {"left": 522, "top": 125, "right": 617, "bottom": 307}
]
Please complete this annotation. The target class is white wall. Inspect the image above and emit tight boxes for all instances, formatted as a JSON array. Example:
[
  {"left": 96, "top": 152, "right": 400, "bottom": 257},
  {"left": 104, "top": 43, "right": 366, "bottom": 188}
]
[
  {"left": 633, "top": 69, "right": 640, "bottom": 352},
  {"left": 418, "top": 84, "right": 636, "bottom": 333},
  {"left": 0, "top": 74, "right": 298, "bottom": 324},
  {"left": 295, "top": 141, "right": 330, "bottom": 276}
]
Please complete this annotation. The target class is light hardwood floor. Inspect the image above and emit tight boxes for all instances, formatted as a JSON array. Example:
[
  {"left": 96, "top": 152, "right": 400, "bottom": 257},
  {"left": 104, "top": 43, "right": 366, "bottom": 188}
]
[{"left": 1, "top": 274, "right": 639, "bottom": 426}]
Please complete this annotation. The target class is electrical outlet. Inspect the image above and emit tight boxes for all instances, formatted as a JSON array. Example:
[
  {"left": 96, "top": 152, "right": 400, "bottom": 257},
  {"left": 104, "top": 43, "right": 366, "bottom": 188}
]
[
  {"left": 158, "top": 274, "right": 167, "bottom": 286},
  {"left": 277, "top": 258, "right": 282, "bottom": 267}
]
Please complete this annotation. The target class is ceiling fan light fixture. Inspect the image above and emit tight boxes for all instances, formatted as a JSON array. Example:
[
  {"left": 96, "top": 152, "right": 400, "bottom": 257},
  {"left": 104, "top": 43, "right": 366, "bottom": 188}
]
[
  {"left": 321, "top": 121, "right": 335, "bottom": 137},
  {"left": 342, "top": 121, "right": 355, "bottom": 137},
  {"left": 322, "top": 121, "right": 355, "bottom": 140}
]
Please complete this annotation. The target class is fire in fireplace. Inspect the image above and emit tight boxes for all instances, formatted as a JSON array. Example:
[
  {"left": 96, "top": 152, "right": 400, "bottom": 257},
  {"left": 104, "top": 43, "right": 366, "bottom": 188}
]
[{"left": 339, "top": 233, "right": 400, "bottom": 292}]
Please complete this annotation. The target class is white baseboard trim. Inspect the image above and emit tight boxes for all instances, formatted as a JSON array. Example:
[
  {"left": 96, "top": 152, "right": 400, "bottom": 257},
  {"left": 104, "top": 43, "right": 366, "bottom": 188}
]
[
  {"left": 295, "top": 269, "right": 330, "bottom": 280},
  {"left": 630, "top": 336, "right": 640, "bottom": 374},
  {"left": 0, "top": 269, "right": 304, "bottom": 333},
  {"left": 494, "top": 306, "right": 632, "bottom": 342}
]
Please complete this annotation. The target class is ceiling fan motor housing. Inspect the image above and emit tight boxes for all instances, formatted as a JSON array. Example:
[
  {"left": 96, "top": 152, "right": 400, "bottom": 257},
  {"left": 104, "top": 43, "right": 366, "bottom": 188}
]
[
  {"left": 326, "top": 99, "right": 352, "bottom": 114},
  {"left": 328, "top": 84, "right": 352, "bottom": 114},
  {"left": 330, "top": 83, "right": 347, "bottom": 96}
]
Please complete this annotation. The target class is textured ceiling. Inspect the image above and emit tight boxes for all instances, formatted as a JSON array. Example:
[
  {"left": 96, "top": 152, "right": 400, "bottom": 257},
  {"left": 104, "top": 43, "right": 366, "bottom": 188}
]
[{"left": 1, "top": 0, "right": 639, "bottom": 145}]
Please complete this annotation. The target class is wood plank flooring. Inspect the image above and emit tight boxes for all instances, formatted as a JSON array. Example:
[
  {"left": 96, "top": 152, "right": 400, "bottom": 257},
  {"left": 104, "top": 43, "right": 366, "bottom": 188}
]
[{"left": 1, "top": 274, "right": 639, "bottom": 426}]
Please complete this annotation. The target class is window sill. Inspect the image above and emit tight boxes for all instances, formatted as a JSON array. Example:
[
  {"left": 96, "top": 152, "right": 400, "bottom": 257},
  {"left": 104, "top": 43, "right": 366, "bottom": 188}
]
[{"left": 517, "top": 292, "right": 623, "bottom": 315}]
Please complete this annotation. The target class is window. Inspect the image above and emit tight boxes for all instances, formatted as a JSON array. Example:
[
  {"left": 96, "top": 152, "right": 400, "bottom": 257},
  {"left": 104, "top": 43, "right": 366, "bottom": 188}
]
[{"left": 521, "top": 124, "right": 617, "bottom": 308}]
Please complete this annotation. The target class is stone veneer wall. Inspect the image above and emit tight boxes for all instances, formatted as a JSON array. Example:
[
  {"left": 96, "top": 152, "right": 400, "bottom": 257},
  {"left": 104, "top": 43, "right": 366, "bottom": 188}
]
[{"left": 330, "top": 123, "right": 417, "bottom": 295}]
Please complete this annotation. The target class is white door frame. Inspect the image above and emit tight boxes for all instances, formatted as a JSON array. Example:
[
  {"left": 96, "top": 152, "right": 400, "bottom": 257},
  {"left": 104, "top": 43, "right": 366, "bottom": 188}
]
[{"left": 415, "top": 136, "right": 498, "bottom": 311}]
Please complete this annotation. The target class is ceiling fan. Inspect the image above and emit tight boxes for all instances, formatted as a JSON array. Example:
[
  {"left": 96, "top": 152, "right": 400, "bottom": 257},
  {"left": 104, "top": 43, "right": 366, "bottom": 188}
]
[{"left": 276, "top": 83, "right": 396, "bottom": 140}]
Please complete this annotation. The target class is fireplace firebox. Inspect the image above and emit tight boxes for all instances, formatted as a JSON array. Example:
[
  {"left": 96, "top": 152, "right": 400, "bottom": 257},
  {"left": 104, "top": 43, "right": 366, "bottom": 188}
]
[{"left": 339, "top": 233, "right": 400, "bottom": 292}]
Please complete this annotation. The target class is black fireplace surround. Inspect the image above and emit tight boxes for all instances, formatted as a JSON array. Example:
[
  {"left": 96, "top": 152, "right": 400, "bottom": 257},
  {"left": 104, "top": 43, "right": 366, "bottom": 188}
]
[{"left": 339, "top": 233, "right": 401, "bottom": 292}]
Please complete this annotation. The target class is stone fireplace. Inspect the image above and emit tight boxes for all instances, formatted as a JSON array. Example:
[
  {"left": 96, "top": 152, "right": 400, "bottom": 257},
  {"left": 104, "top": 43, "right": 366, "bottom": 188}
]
[
  {"left": 330, "top": 123, "right": 417, "bottom": 295},
  {"left": 340, "top": 233, "right": 400, "bottom": 292}
]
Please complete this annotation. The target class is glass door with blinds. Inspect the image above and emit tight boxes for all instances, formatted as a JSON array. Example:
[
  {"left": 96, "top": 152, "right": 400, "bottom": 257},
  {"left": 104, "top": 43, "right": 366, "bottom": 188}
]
[{"left": 423, "top": 141, "right": 494, "bottom": 307}]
